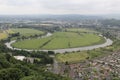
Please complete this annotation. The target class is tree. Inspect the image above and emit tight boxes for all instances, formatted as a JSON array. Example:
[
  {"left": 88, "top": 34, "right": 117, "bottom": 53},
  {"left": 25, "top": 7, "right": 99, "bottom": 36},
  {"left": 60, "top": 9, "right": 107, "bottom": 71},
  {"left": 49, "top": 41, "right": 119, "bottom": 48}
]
[
  {"left": 48, "top": 51, "right": 55, "bottom": 55},
  {"left": 0, "top": 68, "right": 24, "bottom": 80}
]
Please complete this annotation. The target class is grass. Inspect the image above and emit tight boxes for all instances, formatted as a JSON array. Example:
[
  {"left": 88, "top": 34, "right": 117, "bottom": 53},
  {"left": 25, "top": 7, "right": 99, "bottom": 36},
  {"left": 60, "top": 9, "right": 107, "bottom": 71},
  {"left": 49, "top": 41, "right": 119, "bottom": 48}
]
[
  {"left": 0, "top": 32, "right": 8, "bottom": 40},
  {"left": 106, "top": 40, "right": 120, "bottom": 51},
  {"left": 6, "top": 29, "right": 15, "bottom": 34},
  {"left": 11, "top": 28, "right": 44, "bottom": 37},
  {"left": 64, "top": 28, "right": 98, "bottom": 33},
  {"left": 0, "top": 29, "right": 14, "bottom": 40},
  {"left": 56, "top": 48, "right": 111, "bottom": 63},
  {"left": 56, "top": 39, "right": 120, "bottom": 63},
  {"left": 12, "top": 37, "right": 53, "bottom": 50},
  {"left": 12, "top": 32, "right": 105, "bottom": 50},
  {"left": 56, "top": 52, "right": 88, "bottom": 63}
]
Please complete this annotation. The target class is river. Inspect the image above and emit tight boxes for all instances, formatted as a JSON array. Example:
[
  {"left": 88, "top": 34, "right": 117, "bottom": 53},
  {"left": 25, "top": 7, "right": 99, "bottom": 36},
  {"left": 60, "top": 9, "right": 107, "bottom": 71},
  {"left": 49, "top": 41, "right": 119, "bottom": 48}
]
[{"left": 5, "top": 33, "right": 113, "bottom": 53}]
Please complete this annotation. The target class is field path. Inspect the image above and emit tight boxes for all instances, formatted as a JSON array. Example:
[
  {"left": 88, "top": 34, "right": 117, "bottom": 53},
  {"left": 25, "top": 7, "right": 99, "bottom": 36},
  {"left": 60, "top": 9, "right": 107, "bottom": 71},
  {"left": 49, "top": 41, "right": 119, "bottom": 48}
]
[{"left": 53, "top": 59, "right": 60, "bottom": 74}]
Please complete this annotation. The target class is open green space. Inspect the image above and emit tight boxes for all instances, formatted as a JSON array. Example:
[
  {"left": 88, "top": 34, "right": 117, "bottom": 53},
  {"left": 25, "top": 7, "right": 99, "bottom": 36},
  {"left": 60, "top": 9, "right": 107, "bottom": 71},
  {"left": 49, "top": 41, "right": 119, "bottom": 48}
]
[
  {"left": 56, "top": 48, "right": 111, "bottom": 63},
  {"left": 12, "top": 31, "right": 105, "bottom": 50},
  {"left": 11, "top": 28, "right": 44, "bottom": 37},
  {"left": 6, "top": 29, "right": 15, "bottom": 34},
  {"left": 0, "top": 32, "right": 8, "bottom": 40},
  {"left": 56, "top": 52, "right": 88, "bottom": 63},
  {"left": 106, "top": 40, "right": 120, "bottom": 51},
  {"left": 0, "top": 29, "right": 14, "bottom": 40},
  {"left": 64, "top": 28, "right": 98, "bottom": 33}
]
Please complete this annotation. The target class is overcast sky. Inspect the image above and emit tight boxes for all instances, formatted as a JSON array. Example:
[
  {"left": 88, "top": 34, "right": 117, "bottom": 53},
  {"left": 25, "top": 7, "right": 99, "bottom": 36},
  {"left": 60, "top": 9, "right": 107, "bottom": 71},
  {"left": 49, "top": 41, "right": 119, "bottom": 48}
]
[{"left": 0, "top": 0, "right": 119, "bottom": 15}]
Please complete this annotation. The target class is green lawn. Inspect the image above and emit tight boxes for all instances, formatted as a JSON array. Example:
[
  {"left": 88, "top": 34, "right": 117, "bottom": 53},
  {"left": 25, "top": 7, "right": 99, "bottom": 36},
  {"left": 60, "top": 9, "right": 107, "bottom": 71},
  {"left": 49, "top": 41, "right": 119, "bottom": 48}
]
[
  {"left": 12, "top": 32, "right": 105, "bottom": 50},
  {"left": 11, "top": 28, "right": 44, "bottom": 37},
  {"left": 56, "top": 52, "right": 88, "bottom": 63}
]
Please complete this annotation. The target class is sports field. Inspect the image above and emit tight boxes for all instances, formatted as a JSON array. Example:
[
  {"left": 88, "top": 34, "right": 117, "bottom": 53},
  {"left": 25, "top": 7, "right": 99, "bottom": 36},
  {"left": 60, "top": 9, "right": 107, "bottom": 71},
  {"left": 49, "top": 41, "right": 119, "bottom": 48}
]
[
  {"left": 11, "top": 28, "right": 44, "bottom": 37},
  {"left": 12, "top": 32, "right": 105, "bottom": 50}
]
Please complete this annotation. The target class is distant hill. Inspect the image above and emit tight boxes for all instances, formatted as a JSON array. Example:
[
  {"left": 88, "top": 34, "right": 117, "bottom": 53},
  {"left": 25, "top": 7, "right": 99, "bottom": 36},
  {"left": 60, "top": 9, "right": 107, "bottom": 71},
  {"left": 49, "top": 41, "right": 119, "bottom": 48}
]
[
  {"left": 0, "top": 14, "right": 102, "bottom": 21},
  {"left": 101, "top": 14, "right": 120, "bottom": 20}
]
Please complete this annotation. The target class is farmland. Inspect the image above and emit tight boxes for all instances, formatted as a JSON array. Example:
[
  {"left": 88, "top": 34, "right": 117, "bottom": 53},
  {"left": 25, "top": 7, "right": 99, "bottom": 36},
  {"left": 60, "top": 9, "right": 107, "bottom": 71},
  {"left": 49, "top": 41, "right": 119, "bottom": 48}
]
[{"left": 12, "top": 31, "right": 105, "bottom": 50}]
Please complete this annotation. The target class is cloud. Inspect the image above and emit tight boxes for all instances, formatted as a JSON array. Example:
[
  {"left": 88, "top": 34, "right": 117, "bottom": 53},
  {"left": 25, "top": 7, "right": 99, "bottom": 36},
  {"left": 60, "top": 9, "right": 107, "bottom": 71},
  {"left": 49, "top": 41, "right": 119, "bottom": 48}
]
[{"left": 0, "top": 0, "right": 120, "bottom": 15}]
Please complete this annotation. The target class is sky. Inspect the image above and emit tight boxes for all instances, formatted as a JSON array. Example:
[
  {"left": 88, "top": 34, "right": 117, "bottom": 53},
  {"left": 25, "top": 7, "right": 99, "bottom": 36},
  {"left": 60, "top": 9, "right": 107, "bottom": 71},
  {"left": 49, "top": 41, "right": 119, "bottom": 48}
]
[{"left": 0, "top": 0, "right": 120, "bottom": 15}]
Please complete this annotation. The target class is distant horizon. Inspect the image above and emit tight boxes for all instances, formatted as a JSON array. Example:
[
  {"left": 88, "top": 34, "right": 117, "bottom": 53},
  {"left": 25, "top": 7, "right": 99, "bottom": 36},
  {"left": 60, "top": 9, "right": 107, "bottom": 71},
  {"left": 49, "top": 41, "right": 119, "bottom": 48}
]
[
  {"left": 0, "top": 0, "right": 120, "bottom": 15},
  {"left": 0, "top": 14, "right": 120, "bottom": 19},
  {"left": 0, "top": 14, "right": 120, "bottom": 16}
]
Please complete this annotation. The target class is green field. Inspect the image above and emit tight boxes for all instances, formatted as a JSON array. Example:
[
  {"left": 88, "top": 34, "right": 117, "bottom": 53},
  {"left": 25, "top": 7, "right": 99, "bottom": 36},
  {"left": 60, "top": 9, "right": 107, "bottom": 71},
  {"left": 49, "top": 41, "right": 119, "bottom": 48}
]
[
  {"left": 0, "top": 29, "right": 14, "bottom": 40},
  {"left": 6, "top": 29, "right": 15, "bottom": 34},
  {"left": 0, "top": 32, "right": 8, "bottom": 40},
  {"left": 56, "top": 52, "right": 88, "bottom": 63},
  {"left": 64, "top": 28, "right": 98, "bottom": 33},
  {"left": 12, "top": 32, "right": 105, "bottom": 50},
  {"left": 56, "top": 48, "right": 108, "bottom": 63},
  {"left": 11, "top": 28, "right": 44, "bottom": 37}
]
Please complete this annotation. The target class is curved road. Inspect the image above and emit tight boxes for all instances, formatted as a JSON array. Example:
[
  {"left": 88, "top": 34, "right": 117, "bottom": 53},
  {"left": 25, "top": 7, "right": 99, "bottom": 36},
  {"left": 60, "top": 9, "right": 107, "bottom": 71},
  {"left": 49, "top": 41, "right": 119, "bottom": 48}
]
[{"left": 5, "top": 33, "right": 113, "bottom": 53}]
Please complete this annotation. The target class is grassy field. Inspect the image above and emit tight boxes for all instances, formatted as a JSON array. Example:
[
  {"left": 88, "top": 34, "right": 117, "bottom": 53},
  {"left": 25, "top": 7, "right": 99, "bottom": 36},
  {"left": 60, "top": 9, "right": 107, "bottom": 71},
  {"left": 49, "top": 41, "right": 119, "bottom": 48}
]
[
  {"left": 12, "top": 37, "right": 53, "bottom": 49},
  {"left": 64, "top": 28, "right": 98, "bottom": 33},
  {"left": 11, "top": 28, "right": 44, "bottom": 37},
  {"left": 55, "top": 48, "right": 109, "bottom": 63},
  {"left": 12, "top": 32, "right": 105, "bottom": 50},
  {"left": 0, "top": 29, "right": 14, "bottom": 40},
  {"left": 0, "top": 32, "right": 8, "bottom": 40},
  {"left": 6, "top": 29, "right": 15, "bottom": 34},
  {"left": 56, "top": 39, "right": 120, "bottom": 63},
  {"left": 56, "top": 52, "right": 88, "bottom": 63}
]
